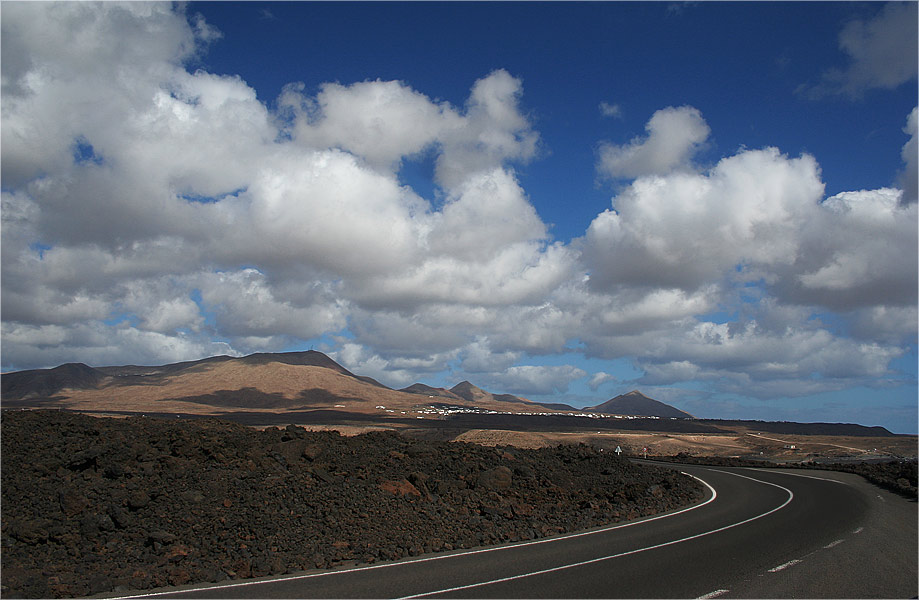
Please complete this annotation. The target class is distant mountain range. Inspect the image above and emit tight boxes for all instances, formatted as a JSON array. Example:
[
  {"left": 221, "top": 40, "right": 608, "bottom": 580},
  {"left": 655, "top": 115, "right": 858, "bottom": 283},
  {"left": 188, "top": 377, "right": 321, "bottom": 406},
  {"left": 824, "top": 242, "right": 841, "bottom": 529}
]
[
  {"left": 398, "top": 380, "right": 531, "bottom": 406},
  {"left": 1, "top": 362, "right": 108, "bottom": 400},
  {"left": 587, "top": 390, "right": 694, "bottom": 419},
  {"left": 0, "top": 351, "right": 552, "bottom": 416},
  {"left": 0, "top": 352, "right": 692, "bottom": 421},
  {"left": 1, "top": 351, "right": 899, "bottom": 437}
]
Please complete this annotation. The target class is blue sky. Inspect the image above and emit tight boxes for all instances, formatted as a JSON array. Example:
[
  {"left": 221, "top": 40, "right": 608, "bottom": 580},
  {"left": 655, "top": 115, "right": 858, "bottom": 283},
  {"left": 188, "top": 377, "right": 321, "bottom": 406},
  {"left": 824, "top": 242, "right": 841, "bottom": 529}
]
[{"left": 2, "top": 2, "right": 917, "bottom": 432}]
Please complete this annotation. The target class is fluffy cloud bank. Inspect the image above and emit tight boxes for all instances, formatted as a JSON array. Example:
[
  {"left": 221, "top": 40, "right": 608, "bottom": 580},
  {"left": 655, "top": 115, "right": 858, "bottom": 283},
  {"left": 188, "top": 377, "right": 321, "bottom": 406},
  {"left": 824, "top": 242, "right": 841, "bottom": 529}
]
[{"left": 1, "top": 3, "right": 915, "bottom": 411}]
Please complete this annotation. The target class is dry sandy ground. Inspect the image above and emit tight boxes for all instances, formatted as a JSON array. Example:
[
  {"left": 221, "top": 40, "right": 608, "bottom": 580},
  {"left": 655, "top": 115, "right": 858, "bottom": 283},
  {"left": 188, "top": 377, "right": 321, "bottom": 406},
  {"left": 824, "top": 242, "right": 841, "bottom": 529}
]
[
  {"left": 450, "top": 429, "right": 914, "bottom": 458},
  {"left": 274, "top": 424, "right": 916, "bottom": 460}
]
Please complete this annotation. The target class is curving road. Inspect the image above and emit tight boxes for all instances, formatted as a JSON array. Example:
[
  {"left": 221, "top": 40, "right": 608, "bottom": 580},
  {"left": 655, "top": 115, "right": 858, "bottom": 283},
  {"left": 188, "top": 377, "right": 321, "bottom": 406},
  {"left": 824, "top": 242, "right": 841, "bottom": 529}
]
[{"left": 109, "top": 463, "right": 917, "bottom": 599}]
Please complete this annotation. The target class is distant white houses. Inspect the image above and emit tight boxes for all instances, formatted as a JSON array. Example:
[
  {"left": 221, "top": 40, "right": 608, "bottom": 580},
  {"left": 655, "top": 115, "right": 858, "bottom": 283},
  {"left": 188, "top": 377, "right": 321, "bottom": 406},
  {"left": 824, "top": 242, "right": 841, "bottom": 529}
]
[{"left": 407, "top": 405, "right": 667, "bottom": 420}]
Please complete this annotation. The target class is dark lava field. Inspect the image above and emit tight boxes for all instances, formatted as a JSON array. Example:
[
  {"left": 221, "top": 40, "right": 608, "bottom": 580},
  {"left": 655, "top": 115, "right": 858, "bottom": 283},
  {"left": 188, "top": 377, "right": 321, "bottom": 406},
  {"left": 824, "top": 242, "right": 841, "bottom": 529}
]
[{"left": 1, "top": 410, "right": 703, "bottom": 598}]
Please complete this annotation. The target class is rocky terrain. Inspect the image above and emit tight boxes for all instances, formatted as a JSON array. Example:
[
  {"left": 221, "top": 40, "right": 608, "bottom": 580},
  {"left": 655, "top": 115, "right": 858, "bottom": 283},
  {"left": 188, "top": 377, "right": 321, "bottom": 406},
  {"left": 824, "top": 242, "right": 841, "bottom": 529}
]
[
  {"left": 1, "top": 410, "right": 704, "bottom": 598},
  {"left": 656, "top": 453, "right": 918, "bottom": 498}
]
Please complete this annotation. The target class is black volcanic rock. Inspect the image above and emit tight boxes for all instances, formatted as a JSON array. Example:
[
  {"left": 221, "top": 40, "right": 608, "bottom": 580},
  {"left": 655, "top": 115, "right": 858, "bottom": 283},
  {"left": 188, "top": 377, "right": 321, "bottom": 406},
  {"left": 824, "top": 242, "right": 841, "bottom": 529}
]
[
  {"left": 1, "top": 363, "right": 106, "bottom": 400},
  {"left": 1, "top": 410, "right": 704, "bottom": 598},
  {"left": 588, "top": 391, "right": 694, "bottom": 419},
  {"left": 701, "top": 419, "right": 896, "bottom": 437}
]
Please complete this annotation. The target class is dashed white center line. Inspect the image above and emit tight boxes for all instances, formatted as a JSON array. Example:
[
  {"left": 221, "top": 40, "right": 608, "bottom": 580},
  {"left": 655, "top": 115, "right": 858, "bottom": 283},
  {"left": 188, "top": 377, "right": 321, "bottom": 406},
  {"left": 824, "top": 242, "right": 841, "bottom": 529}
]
[
  {"left": 768, "top": 559, "right": 802, "bottom": 573},
  {"left": 823, "top": 539, "right": 845, "bottom": 549},
  {"left": 696, "top": 589, "right": 730, "bottom": 599},
  {"left": 852, "top": 526, "right": 864, "bottom": 534}
]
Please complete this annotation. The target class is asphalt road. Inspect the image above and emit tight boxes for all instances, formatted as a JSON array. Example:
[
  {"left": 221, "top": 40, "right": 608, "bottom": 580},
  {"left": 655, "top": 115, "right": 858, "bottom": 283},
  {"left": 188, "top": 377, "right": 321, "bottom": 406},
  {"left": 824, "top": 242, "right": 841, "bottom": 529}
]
[{"left": 109, "top": 463, "right": 918, "bottom": 599}]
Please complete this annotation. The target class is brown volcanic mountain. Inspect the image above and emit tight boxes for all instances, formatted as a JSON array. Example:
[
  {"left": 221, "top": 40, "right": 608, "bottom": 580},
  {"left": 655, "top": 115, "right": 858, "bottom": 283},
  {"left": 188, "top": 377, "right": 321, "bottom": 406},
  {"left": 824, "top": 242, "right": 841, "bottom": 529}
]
[
  {"left": 1, "top": 351, "right": 556, "bottom": 417},
  {"left": 449, "top": 381, "right": 492, "bottom": 403},
  {"left": 399, "top": 383, "right": 465, "bottom": 401},
  {"left": 1, "top": 363, "right": 107, "bottom": 399},
  {"left": 587, "top": 390, "right": 694, "bottom": 419},
  {"left": 449, "top": 381, "right": 535, "bottom": 407}
]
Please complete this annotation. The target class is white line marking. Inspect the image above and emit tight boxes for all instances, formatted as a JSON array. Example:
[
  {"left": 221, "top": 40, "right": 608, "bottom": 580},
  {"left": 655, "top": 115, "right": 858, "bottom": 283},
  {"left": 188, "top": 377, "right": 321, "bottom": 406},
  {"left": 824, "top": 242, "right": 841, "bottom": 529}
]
[
  {"left": 747, "top": 468, "right": 849, "bottom": 484},
  {"left": 697, "top": 589, "right": 730, "bottom": 599},
  {"left": 768, "top": 559, "right": 802, "bottom": 573},
  {"left": 397, "top": 470, "right": 794, "bottom": 599},
  {"left": 111, "top": 472, "right": 718, "bottom": 599},
  {"left": 823, "top": 539, "right": 845, "bottom": 549},
  {"left": 852, "top": 526, "right": 864, "bottom": 534}
]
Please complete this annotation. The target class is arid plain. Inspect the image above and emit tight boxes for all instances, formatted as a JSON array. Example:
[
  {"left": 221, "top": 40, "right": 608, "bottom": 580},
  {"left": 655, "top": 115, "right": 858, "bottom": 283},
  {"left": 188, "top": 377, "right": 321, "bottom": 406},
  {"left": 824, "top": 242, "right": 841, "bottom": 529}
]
[{"left": 3, "top": 350, "right": 914, "bottom": 462}]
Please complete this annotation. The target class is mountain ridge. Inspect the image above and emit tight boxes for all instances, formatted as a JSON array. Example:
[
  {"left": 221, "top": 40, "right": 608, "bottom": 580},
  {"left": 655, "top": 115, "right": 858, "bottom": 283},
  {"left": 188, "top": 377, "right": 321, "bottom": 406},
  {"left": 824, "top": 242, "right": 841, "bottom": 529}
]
[
  {"left": 587, "top": 390, "right": 694, "bottom": 419},
  {"left": 2, "top": 353, "right": 898, "bottom": 437},
  {"left": 399, "top": 383, "right": 464, "bottom": 401},
  {"left": 1, "top": 363, "right": 107, "bottom": 399},
  {"left": 0, "top": 351, "right": 550, "bottom": 415}
]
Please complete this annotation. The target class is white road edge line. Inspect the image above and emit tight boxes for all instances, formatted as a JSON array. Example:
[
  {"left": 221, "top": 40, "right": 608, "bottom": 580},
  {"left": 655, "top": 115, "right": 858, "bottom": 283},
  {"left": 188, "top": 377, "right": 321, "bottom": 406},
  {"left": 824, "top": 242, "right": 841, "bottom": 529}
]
[
  {"left": 396, "top": 470, "right": 794, "bottom": 599},
  {"left": 768, "top": 559, "right": 802, "bottom": 573},
  {"left": 746, "top": 468, "right": 849, "bottom": 484},
  {"left": 823, "top": 539, "right": 845, "bottom": 549},
  {"left": 110, "top": 471, "right": 718, "bottom": 599},
  {"left": 696, "top": 590, "right": 730, "bottom": 599},
  {"left": 853, "top": 526, "right": 864, "bottom": 534}
]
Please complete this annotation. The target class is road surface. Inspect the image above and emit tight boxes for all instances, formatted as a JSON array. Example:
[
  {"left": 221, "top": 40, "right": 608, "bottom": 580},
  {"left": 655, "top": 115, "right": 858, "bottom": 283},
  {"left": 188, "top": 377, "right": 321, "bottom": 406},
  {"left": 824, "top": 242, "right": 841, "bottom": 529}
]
[{"left": 106, "top": 463, "right": 917, "bottom": 599}]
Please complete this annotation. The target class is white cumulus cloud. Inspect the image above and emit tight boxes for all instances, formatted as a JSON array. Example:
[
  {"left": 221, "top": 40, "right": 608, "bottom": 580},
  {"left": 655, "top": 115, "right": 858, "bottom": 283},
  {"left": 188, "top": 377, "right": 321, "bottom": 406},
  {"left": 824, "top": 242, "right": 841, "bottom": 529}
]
[
  {"left": 0, "top": 1, "right": 914, "bottom": 417},
  {"left": 584, "top": 141, "right": 824, "bottom": 292},
  {"left": 478, "top": 365, "right": 588, "bottom": 396},
  {"left": 597, "top": 105, "right": 710, "bottom": 179},
  {"left": 588, "top": 371, "right": 616, "bottom": 391}
]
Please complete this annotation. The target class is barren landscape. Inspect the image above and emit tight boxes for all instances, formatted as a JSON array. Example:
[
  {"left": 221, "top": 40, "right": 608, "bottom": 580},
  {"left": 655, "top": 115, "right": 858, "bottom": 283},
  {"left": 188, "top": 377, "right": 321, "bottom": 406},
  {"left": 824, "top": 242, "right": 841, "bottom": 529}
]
[
  {"left": 447, "top": 428, "right": 917, "bottom": 459},
  {"left": 1, "top": 410, "right": 703, "bottom": 598},
  {"left": 2, "top": 350, "right": 917, "bottom": 598},
  {"left": 4, "top": 351, "right": 914, "bottom": 463},
  {"left": 1, "top": 352, "right": 561, "bottom": 418}
]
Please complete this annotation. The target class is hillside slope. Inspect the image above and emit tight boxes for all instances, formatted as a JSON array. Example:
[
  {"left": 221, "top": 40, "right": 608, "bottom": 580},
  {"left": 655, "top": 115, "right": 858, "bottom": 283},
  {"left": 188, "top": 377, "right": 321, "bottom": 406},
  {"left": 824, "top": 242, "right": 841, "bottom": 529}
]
[
  {"left": 0, "top": 352, "right": 555, "bottom": 416},
  {"left": 588, "top": 391, "right": 694, "bottom": 419},
  {"left": 1, "top": 363, "right": 107, "bottom": 400}
]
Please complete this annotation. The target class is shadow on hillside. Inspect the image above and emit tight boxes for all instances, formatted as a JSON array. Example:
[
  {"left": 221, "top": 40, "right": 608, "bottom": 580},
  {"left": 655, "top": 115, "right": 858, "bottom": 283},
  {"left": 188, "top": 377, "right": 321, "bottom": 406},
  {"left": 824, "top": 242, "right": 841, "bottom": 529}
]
[
  {"left": 0, "top": 396, "right": 68, "bottom": 408},
  {"left": 163, "top": 388, "right": 365, "bottom": 409},
  {"left": 164, "top": 389, "right": 293, "bottom": 409}
]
